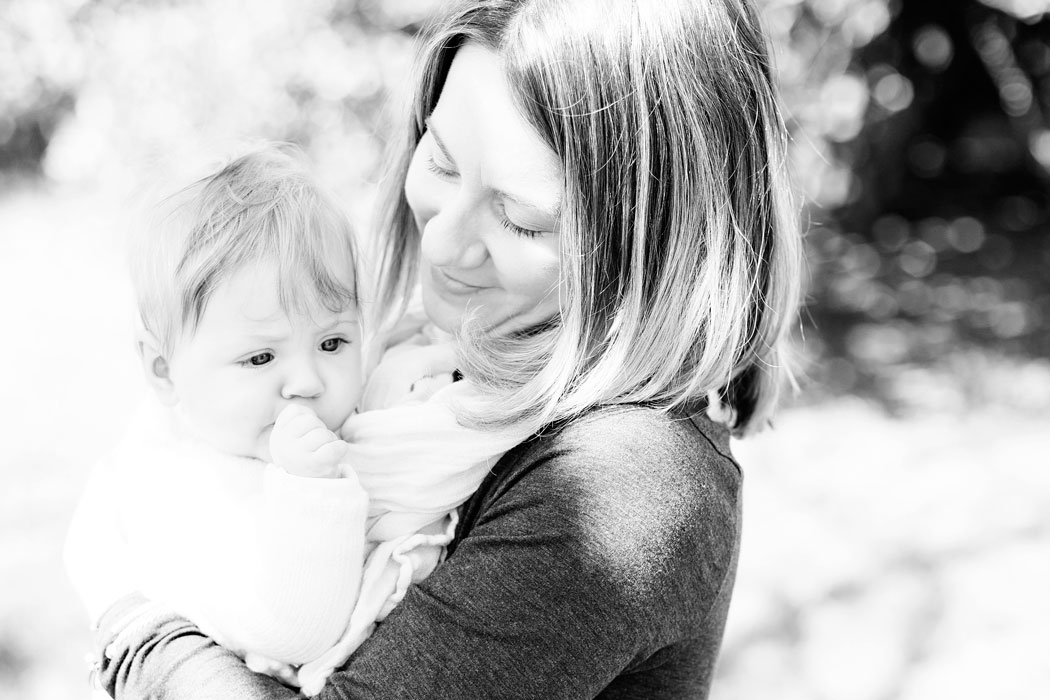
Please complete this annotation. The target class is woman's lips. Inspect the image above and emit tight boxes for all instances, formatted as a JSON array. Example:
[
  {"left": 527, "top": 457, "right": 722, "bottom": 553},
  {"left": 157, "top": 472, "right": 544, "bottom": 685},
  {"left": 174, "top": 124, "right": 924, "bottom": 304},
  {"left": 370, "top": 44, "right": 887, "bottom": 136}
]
[{"left": 431, "top": 266, "right": 488, "bottom": 295}]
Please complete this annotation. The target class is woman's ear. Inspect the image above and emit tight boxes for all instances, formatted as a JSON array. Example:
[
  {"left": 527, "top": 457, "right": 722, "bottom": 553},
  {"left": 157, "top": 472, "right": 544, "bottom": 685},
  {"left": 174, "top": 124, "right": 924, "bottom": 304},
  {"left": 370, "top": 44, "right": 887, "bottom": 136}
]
[{"left": 136, "top": 330, "right": 178, "bottom": 407}]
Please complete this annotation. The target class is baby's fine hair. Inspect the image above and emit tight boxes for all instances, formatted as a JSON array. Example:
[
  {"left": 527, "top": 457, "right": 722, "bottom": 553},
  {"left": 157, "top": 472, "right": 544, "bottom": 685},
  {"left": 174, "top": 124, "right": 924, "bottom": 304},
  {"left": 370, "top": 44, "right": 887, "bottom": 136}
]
[{"left": 130, "top": 145, "right": 358, "bottom": 357}]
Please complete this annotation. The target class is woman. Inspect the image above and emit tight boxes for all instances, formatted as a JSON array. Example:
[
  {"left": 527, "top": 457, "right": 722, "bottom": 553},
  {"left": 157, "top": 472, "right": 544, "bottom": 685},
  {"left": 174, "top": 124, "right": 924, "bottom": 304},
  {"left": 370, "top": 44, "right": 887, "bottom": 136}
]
[{"left": 96, "top": 0, "right": 801, "bottom": 697}]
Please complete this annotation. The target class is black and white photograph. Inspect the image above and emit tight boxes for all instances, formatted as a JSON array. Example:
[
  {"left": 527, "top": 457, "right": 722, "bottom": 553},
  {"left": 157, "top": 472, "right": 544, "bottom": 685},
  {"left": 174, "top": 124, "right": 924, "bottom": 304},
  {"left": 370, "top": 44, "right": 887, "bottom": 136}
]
[{"left": 1, "top": 0, "right": 1047, "bottom": 698}]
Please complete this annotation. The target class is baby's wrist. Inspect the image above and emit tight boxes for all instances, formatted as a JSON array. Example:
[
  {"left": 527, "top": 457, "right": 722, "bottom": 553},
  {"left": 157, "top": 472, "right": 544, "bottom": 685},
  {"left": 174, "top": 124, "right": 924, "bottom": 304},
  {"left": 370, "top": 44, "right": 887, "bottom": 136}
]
[
  {"left": 280, "top": 460, "right": 343, "bottom": 479},
  {"left": 272, "top": 450, "right": 344, "bottom": 478}
]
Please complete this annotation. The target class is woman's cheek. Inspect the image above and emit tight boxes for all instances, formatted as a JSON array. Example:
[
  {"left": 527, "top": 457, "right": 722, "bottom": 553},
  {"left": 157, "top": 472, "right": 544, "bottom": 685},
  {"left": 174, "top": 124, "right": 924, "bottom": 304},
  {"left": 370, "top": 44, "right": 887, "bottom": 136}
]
[{"left": 502, "top": 237, "right": 561, "bottom": 301}]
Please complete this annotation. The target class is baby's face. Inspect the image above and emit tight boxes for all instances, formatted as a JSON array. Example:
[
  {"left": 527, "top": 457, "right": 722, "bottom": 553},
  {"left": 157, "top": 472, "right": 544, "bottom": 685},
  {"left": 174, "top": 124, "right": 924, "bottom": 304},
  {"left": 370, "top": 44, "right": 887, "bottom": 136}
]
[{"left": 165, "top": 263, "right": 363, "bottom": 462}]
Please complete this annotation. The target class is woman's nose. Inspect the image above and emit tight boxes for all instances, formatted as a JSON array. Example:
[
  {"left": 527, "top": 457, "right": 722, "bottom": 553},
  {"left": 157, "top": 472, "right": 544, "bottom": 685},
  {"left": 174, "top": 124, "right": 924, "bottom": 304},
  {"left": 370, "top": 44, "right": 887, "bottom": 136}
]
[
  {"left": 419, "top": 200, "right": 488, "bottom": 269},
  {"left": 281, "top": 357, "right": 324, "bottom": 400}
]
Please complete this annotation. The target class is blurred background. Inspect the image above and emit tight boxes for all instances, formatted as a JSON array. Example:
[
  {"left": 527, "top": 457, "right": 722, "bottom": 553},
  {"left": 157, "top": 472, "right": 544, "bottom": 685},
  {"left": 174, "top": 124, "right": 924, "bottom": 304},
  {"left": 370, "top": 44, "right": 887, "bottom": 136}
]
[{"left": 1, "top": 0, "right": 1047, "bottom": 698}]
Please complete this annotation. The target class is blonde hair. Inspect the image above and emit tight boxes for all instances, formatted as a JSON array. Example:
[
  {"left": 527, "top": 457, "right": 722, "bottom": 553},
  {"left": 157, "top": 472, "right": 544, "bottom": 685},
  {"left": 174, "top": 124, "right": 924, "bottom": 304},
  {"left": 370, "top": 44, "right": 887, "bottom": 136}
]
[
  {"left": 374, "top": 0, "right": 802, "bottom": 436},
  {"left": 132, "top": 145, "right": 358, "bottom": 357}
]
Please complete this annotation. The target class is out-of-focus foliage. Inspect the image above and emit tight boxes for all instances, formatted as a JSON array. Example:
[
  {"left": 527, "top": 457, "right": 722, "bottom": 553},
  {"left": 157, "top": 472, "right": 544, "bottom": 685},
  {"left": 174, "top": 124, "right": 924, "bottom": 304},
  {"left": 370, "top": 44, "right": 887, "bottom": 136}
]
[
  {"left": 0, "top": 0, "right": 442, "bottom": 204},
  {"left": 761, "top": 0, "right": 1050, "bottom": 408},
  {"left": 2, "top": 0, "right": 1048, "bottom": 409}
]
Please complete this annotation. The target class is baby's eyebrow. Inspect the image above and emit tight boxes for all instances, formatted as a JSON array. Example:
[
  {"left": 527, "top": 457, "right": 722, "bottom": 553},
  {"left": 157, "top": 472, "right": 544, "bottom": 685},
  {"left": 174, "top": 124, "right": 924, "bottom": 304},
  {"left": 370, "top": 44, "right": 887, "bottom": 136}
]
[
  {"left": 313, "top": 314, "right": 360, "bottom": 332},
  {"left": 240, "top": 332, "right": 288, "bottom": 345}
]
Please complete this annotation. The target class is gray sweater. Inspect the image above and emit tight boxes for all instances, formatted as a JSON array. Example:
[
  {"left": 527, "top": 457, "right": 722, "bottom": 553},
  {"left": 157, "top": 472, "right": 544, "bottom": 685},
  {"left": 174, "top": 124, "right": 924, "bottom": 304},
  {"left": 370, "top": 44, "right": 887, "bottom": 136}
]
[{"left": 99, "top": 404, "right": 742, "bottom": 699}]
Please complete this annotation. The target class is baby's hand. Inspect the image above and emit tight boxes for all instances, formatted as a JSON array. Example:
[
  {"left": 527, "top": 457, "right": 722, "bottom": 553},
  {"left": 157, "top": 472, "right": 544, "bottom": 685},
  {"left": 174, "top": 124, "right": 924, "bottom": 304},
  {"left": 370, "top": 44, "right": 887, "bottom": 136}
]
[{"left": 269, "top": 404, "right": 348, "bottom": 478}]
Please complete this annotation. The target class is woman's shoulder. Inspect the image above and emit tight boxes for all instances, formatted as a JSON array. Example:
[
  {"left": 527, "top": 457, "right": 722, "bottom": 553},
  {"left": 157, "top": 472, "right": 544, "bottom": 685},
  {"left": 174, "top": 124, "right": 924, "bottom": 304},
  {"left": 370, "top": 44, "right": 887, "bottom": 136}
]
[
  {"left": 459, "top": 404, "right": 742, "bottom": 623},
  {"left": 509, "top": 403, "right": 740, "bottom": 501},
  {"left": 549, "top": 403, "right": 737, "bottom": 467},
  {"left": 468, "top": 403, "right": 742, "bottom": 566}
]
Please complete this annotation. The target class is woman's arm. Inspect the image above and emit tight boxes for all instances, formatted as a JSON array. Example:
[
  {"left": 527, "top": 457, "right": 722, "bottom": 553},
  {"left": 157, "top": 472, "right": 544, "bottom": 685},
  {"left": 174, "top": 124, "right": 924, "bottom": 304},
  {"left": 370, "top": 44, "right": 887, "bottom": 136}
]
[
  {"left": 96, "top": 593, "right": 298, "bottom": 700},
  {"left": 98, "top": 409, "right": 739, "bottom": 700},
  {"left": 98, "top": 466, "right": 641, "bottom": 700}
]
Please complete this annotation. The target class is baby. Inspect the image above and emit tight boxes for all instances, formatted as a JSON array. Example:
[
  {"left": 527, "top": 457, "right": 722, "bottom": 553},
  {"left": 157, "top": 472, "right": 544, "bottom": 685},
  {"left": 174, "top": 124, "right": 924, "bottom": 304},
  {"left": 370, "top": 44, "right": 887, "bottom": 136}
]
[{"left": 65, "top": 146, "right": 524, "bottom": 695}]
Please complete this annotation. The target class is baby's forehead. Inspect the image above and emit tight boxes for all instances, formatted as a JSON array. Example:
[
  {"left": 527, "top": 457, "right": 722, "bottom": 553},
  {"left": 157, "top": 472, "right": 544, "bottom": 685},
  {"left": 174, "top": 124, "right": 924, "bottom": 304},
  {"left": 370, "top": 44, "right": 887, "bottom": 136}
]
[
  {"left": 235, "top": 303, "right": 359, "bottom": 326},
  {"left": 228, "top": 297, "right": 359, "bottom": 328},
  {"left": 202, "top": 264, "right": 358, "bottom": 329}
]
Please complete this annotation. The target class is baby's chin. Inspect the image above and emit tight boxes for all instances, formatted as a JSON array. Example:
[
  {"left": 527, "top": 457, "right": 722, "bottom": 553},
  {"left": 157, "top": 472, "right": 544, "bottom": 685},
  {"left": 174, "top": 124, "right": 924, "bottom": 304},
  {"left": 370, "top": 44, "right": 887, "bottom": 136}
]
[
  {"left": 211, "top": 440, "right": 271, "bottom": 464},
  {"left": 172, "top": 408, "right": 272, "bottom": 462},
  {"left": 215, "top": 426, "right": 273, "bottom": 463},
  {"left": 212, "top": 425, "right": 274, "bottom": 463}
]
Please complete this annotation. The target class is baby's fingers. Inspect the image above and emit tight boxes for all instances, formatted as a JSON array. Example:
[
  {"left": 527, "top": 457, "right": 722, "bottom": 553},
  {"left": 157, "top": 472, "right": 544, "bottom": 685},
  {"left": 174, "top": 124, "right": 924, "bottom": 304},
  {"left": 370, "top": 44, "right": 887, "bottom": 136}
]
[
  {"left": 278, "top": 408, "right": 329, "bottom": 439},
  {"left": 297, "top": 424, "right": 341, "bottom": 452},
  {"left": 312, "top": 439, "right": 349, "bottom": 465},
  {"left": 274, "top": 404, "right": 317, "bottom": 431}
]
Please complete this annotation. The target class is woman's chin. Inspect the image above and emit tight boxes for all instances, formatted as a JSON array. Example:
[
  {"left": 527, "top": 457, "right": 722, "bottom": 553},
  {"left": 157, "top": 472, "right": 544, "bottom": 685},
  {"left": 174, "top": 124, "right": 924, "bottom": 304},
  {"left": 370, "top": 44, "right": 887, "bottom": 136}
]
[
  {"left": 420, "top": 280, "right": 556, "bottom": 337},
  {"left": 420, "top": 288, "right": 461, "bottom": 333},
  {"left": 421, "top": 290, "right": 509, "bottom": 336}
]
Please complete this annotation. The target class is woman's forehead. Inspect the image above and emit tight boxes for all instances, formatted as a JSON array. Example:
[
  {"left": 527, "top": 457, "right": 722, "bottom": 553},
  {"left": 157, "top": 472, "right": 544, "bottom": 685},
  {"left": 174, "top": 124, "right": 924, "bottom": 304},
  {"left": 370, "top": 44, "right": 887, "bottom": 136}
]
[{"left": 429, "top": 43, "right": 562, "bottom": 217}]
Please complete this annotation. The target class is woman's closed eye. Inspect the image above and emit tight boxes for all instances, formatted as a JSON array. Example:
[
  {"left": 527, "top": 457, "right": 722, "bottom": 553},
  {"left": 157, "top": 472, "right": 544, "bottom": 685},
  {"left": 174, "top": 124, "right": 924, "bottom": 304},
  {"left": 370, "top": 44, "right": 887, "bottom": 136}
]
[
  {"left": 425, "top": 155, "right": 458, "bottom": 179},
  {"left": 498, "top": 203, "right": 550, "bottom": 239},
  {"left": 498, "top": 216, "right": 543, "bottom": 239}
]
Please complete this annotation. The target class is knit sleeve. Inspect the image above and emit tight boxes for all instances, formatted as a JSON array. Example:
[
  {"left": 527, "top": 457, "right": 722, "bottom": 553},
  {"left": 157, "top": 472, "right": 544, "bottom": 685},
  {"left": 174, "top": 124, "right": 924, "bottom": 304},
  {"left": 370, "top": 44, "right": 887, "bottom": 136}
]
[
  {"left": 175, "top": 464, "right": 370, "bottom": 666},
  {"left": 98, "top": 408, "right": 740, "bottom": 700},
  {"left": 314, "top": 408, "right": 742, "bottom": 700},
  {"left": 79, "top": 432, "right": 371, "bottom": 667}
]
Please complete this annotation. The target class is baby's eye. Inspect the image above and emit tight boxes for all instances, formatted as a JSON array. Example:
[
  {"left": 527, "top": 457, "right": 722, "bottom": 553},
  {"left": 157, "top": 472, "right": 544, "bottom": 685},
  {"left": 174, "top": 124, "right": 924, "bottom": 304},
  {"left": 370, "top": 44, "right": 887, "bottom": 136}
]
[
  {"left": 319, "top": 337, "right": 347, "bottom": 353},
  {"left": 243, "top": 352, "right": 274, "bottom": 367}
]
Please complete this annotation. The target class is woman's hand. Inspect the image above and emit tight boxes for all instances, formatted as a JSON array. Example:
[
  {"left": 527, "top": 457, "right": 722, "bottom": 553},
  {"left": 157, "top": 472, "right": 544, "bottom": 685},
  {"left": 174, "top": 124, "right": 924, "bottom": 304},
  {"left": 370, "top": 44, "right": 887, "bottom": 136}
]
[
  {"left": 359, "top": 343, "right": 458, "bottom": 412},
  {"left": 93, "top": 592, "right": 188, "bottom": 697},
  {"left": 95, "top": 592, "right": 297, "bottom": 700},
  {"left": 94, "top": 593, "right": 183, "bottom": 672}
]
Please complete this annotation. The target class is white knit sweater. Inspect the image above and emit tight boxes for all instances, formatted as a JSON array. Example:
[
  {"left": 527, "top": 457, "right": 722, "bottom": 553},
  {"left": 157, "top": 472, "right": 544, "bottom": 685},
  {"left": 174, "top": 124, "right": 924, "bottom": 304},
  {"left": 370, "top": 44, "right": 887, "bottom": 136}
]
[{"left": 65, "top": 380, "right": 526, "bottom": 695}]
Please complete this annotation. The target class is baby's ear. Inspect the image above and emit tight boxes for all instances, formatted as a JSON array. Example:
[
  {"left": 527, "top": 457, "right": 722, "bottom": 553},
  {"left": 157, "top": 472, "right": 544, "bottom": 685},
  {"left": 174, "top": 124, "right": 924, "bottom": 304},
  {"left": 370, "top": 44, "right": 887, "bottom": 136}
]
[{"left": 136, "top": 329, "right": 178, "bottom": 407}]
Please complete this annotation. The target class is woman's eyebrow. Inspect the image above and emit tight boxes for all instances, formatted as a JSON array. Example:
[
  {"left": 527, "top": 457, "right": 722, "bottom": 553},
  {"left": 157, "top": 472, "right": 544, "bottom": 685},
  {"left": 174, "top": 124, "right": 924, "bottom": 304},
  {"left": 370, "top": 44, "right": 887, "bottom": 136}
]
[
  {"left": 425, "top": 117, "right": 456, "bottom": 164},
  {"left": 497, "top": 189, "right": 561, "bottom": 222},
  {"left": 426, "top": 116, "right": 561, "bottom": 221}
]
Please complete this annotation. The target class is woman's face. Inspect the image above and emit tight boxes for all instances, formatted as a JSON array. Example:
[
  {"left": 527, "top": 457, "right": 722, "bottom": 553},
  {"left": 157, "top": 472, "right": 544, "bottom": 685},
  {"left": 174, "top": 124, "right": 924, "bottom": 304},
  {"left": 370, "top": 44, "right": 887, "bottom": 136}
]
[{"left": 405, "top": 43, "right": 563, "bottom": 334}]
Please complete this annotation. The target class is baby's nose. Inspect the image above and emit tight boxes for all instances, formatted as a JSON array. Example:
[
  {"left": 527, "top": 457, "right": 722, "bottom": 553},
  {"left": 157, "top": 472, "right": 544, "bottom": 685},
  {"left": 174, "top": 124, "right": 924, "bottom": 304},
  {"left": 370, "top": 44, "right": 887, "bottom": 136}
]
[{"left": 281, "top": 359, "right": 324, "bottom": 400}]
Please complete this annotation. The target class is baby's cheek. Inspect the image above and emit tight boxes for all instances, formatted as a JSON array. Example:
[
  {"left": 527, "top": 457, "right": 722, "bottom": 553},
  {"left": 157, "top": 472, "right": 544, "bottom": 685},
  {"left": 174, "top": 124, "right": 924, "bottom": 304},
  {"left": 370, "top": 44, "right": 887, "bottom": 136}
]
[
  {"left": 321, "top": 401, "right": 357, "bottom": 433},
  {"left": 334, "top": 362, "right": 365, "bottom": 418},
  {"left": 232, "top": 402, "right": 277, "bottom": 459},
  {"left": 255, "top": 428, "right": 275, "bottom": 463}
]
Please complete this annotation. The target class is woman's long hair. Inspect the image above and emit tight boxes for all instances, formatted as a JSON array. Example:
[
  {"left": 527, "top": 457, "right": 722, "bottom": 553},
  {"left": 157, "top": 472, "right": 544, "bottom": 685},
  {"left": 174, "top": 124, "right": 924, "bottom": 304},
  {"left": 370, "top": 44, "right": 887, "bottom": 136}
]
[{"left": 372, "top": 0, "right": 803, "bottom": 436}]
